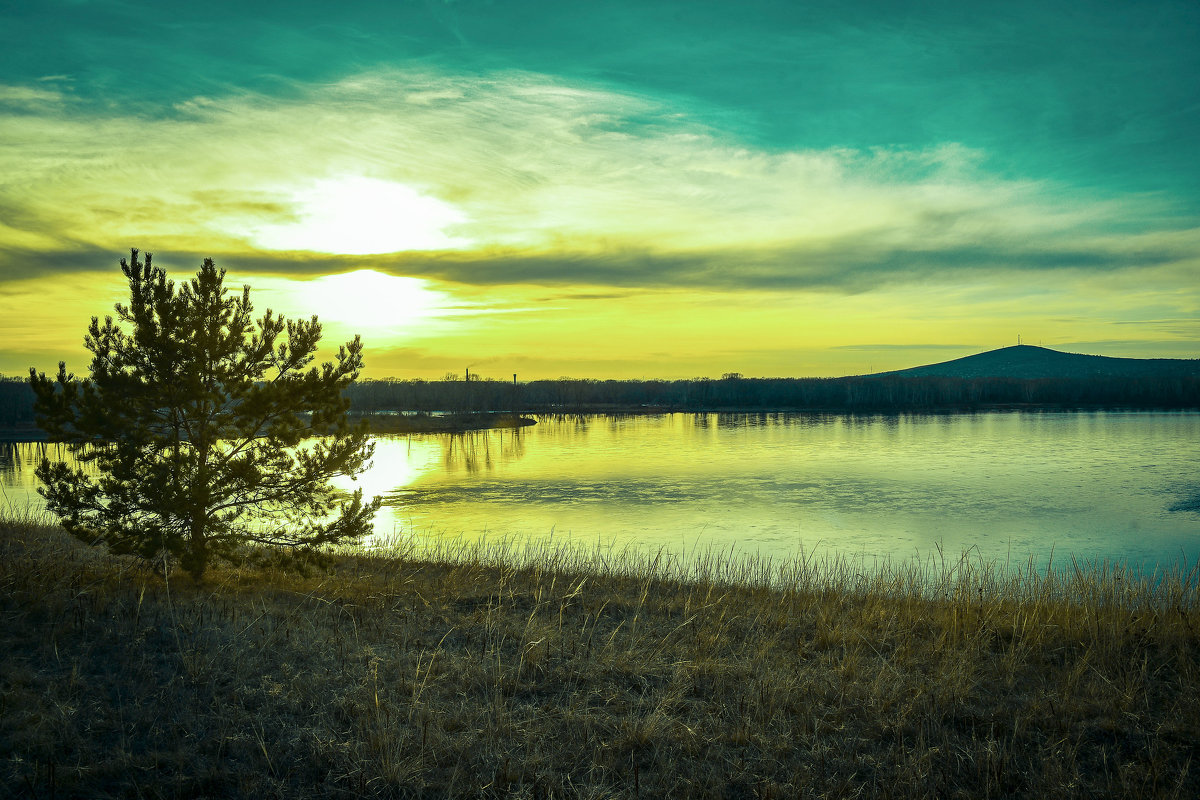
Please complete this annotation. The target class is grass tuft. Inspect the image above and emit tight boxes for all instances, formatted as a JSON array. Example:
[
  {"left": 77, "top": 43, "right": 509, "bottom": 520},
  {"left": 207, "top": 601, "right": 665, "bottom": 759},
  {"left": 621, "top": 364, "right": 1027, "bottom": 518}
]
[{"left": 3, "top": 514, "right": 1198, "bottom": 798}]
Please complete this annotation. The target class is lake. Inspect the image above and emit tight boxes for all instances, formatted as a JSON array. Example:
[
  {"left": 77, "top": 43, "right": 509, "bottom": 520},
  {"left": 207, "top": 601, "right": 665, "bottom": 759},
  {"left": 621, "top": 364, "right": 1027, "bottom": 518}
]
[{"left": 3, "top": 411, "right": 1198, "bottom": 572}]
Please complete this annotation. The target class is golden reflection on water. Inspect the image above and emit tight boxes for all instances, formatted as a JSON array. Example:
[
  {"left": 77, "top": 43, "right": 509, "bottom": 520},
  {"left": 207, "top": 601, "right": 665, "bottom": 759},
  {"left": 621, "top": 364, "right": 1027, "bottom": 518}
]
[{"left": 343, "top": 412, "right": 1200, "bottom": 571}]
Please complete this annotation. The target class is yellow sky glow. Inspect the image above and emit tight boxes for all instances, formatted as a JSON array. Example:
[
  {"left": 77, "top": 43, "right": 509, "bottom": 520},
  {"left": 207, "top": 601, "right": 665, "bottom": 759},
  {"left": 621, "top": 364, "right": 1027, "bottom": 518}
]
[{"left": 0, "top": 70, "right": 1196, "bottom": 379}]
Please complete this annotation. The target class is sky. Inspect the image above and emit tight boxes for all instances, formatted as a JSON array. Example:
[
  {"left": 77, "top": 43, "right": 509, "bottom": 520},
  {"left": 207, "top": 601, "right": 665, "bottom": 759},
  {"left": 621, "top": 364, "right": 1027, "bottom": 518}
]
[{"left": 1, "top": 0, "right": 1198, "bottom": 379}]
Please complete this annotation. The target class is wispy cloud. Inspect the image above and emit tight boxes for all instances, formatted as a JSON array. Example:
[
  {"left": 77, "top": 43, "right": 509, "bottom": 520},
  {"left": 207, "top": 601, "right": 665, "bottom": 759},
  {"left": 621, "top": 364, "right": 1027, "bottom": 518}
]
[
  {"left": 832, "top": 344, "right": 980, "bottom": 351},
  {"left": 0, "top": 83, "right": 69, "bottom": 107},
  {"left": 0, "top": 67, "right": 1196, "bottom": 295}
]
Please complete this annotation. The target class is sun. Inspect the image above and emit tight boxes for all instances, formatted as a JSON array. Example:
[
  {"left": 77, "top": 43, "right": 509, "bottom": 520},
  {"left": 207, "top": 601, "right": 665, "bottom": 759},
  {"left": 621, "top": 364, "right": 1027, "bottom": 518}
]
[
  {"left": 253, "top": 176, "right": 468, "bottom": 254},
  {"left": 296, "top": 270, "right": 454, "bottom": 333}
]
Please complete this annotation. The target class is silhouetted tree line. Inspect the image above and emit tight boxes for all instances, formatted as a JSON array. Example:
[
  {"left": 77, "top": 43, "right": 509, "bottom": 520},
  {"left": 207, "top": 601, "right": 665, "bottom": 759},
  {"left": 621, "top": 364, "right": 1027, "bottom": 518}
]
[
  {"left": 0, "top": 376, "right": 36, "bottom": 426},
  {"left": 342, "top": 374, "right": 1200, "bottom": 414},
  {"left": 3, "top": 373, "right": 1197, "bottom": 432}
]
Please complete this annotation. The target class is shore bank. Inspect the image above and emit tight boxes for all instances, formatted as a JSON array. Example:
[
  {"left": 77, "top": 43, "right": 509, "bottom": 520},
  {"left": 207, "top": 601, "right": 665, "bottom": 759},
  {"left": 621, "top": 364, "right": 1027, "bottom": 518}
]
[
  {"left": 0, "top": 413, "right": 538, "bottom": 443},
  {"left": 2, "top": 516, "right": 1197, "bottom": 798},
  {"left": 0, "top": 424, "right": 45, "bottom": 442},
  {"left": 8, "top": 403, "right": 1200, "bottom": 442}
]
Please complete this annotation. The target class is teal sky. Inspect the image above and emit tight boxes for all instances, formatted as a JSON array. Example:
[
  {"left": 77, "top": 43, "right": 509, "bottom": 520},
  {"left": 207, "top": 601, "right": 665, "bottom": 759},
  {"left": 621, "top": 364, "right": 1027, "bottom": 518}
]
[
  {"left": 8, "top": 0, "right": 1195, "bottom": 191},
  {"left": 1, "top": 0, "right": 1197, "bottom": 378}
]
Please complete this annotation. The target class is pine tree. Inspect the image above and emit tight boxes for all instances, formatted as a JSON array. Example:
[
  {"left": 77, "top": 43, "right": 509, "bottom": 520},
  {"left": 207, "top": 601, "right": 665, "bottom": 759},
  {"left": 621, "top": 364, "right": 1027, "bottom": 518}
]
[{"left": 29, "top": 249, "right": 381, "bottom": 580}]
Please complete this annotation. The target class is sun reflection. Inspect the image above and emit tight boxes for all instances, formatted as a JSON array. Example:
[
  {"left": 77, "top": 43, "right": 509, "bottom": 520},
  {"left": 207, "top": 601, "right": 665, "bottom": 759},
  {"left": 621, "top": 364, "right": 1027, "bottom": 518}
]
[
  {"left": 253, "top": 176, "right": 468, "bottom": 254},
  {"left": 332, "top": 435, "right": 444, "bottom": 540}
]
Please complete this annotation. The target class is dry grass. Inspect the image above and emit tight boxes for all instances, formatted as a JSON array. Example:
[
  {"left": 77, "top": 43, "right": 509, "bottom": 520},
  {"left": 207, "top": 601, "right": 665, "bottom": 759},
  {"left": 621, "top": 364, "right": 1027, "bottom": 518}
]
[{"left": 2, "top": 512, "right": 1198, "bottom": 799}]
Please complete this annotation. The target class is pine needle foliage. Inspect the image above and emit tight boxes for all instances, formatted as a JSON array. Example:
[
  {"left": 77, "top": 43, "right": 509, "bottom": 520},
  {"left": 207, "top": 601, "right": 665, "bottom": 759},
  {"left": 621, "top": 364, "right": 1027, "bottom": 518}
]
[{"left": 28, "top": 249, "right": 381, "bottom": 580}]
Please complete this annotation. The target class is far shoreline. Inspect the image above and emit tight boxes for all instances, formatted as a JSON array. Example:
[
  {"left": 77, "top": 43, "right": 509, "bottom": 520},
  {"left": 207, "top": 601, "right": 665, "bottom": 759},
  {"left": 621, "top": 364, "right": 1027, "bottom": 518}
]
[{"left": 4, "top": 403, "right": 1200, "bottom": 443}]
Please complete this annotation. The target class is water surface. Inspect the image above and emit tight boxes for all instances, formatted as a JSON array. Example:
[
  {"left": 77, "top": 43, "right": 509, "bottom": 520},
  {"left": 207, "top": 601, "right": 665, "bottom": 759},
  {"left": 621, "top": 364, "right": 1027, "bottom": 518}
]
[
  {"left": 351, "top": 411, "right": 1200, "bottom": 570},
  {"left": 4, "top": 412, "right": 1198, "bottom": 571}
]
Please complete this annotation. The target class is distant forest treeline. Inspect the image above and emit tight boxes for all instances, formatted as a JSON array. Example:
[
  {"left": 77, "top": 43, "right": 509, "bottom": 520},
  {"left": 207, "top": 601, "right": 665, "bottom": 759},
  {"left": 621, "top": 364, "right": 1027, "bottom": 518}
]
[
  {"left": 345, "top": 373, "right": 1200, "bottom": 412},
  {"left": 3, "top": 372, "right": 1197, "bottom": 432},
  {"left": 0, "top": 377, "right": 36, "bottom": 427}
]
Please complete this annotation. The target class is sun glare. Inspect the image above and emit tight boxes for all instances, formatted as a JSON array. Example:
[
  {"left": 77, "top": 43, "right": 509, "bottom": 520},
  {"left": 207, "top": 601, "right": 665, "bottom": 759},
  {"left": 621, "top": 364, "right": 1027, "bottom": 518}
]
[
  {"left": 253, "top": 176, "right": 468, "bottom": 254},
  {"left": 296, "top": 270, "right": 454, "bottom": 334}
]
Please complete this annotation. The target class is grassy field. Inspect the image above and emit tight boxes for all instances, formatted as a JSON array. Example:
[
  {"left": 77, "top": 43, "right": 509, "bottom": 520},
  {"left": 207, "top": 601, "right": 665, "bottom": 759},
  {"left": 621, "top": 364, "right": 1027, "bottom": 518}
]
[{"left": 2, "top": 513, "right": 1198, "bottom": 799}]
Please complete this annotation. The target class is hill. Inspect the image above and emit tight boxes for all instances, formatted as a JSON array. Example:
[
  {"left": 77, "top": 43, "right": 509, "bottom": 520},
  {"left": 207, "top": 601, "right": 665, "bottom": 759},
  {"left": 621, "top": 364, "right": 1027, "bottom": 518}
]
[{"left": 876, "top": 345, "right": 1200, "bottom": 380}]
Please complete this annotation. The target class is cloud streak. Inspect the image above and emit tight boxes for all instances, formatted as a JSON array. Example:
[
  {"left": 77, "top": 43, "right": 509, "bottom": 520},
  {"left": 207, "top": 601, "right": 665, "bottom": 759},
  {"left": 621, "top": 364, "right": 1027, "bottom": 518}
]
[{"left": 2, "top": 67, "right": 1195, "bottom": 293}]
